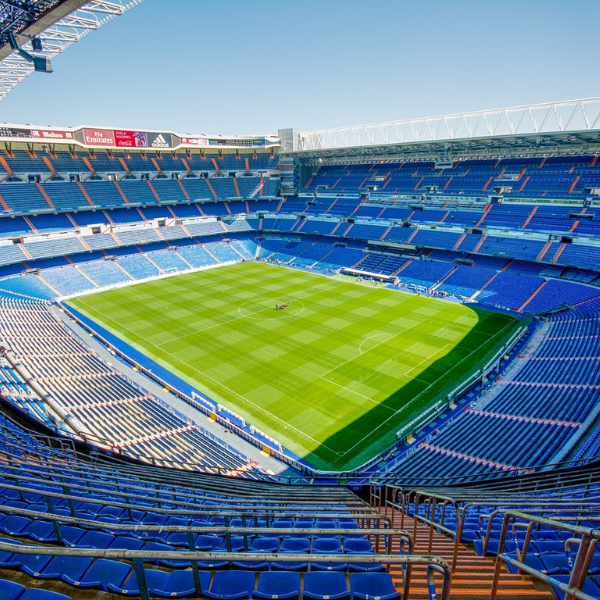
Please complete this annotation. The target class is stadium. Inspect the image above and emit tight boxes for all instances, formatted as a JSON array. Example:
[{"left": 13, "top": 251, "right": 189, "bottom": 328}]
[{"left": 0, "top": 1, "right": 597, "bottom": 600}]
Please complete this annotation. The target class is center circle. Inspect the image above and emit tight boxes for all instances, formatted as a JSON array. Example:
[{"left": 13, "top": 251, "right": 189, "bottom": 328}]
[{"left": 238, "top": 299, "right": 305, "bottom": 319}]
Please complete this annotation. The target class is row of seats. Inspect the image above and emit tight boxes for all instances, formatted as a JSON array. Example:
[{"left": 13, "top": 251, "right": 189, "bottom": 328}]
[
  {"left": 306, "top": 156, "right": 600, "bottom": 200},
  {"left": 0, "top": 567, "right": 398, "bottom": 600},
  {"left": 385, "top": 298, "right": 600, "bottom": 483},
  {"left": 0, "top": 413, "right": 412, "bottom": 599}
]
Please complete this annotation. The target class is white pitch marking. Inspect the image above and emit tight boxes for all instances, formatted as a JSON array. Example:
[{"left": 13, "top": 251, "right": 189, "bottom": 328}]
[{"left": 339, "top": 321, "right": 515, "bottom": 457}]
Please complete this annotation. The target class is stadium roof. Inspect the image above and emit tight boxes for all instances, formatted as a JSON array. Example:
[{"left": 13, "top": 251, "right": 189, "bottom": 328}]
[
  {"left": 0, "top": 0, "right": 143, "bottom": 102},
  {"left": 290, "top": 98, "right": 600, "bottom": 163}
]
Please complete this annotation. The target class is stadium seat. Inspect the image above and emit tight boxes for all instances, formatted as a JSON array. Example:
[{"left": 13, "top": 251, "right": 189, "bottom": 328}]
[
  {"left": 254, "top": 571, "right": 301, "bottom": 600},
  {"left": 0, "top": 579, "right": 26, "bottom": 600},
  {"left": 350, "top": 573, "right": 401, "bottom": 600},
  {"left": 232, "top": 536, "right": 280, "bottom": 569},
  {"left": 34, "top": 555, "right": 94, "bottom": 580},
  {"left": 312, "top": 538, "right": 346, "bottom": 571},
  {"left": 273, "top": 537, "right": 310, "bottom": 570},
  {"left": 107, "top": 567, "right": 170, "bottom": 596},
  {"left": 61, "top": 558, "right": 131, "bottom": 591},
  {"left": 204, "top": 570, "right": 256, "bottom": 599},
  {"left": 154, "top": 569, "right": 212, "bottom": 598},
  {"left": 304, "top": 572, "right": 350, "bottom": 600}
]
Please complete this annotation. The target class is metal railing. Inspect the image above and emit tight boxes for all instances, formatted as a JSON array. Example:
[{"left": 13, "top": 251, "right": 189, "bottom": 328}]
[
  {"left": 0, "top": 540, "right": 452, "bottom": 600},
  {"left": 492, "top": 511, "right": 600, "bottom": 600},
  {"left": 378, "top": 466, "right": 600, "bottom": 572}
]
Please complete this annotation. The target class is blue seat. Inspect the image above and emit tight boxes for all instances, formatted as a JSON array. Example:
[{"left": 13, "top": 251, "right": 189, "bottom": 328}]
[
  {"left": 343, "top": 538, "right": 384, "bottom": 572},
  {"left": 0, "top": 536, "right": 24, "bottom": 567},
  {"left": 0, "top": 579, "right": 25, "bottom": 600},
  {"left": 36, "top": 555, "right": 94, "bottom": 580},
  {"left": 273, "top": 537, "right": 310, "bottom": 570},
  {"left": 304, "top": 572, "right": 349, "bottom": 600},
  {"left": 314, "top": 519, "right": 338, "bottom": 538},
  {"left": 505, "top": 552, "right": 546, "bottom": 575},
  {"left": 195, "top": 554, "right": 230, "bottom": 569},
  {"left": 109, "top": 537, "right": 145, "bottom": 551},
  {"left": 72, "top": 531, "right": 115, "bottom": 549},
  {"left": 61, "top": 558, "right": 131, "bottom": 591},
  {"left": 76, "top": 502, "right": 104, "bottom": 517},
  {"left": 18, "top": 550, "right": 54, "bottom": 577},
  {"left": 140, "top": 512, "right": 169, "bottom": 526},
  {"left": 143, "top": 541, "right": 191, "bottom": 568},
  {"left": 534, "top": 541, "right": 566, "bottom": 554},
  {"left": 552, "top": 575, "right": 600, "bottom": 600},
  {"left": 254, "top": 571, "right": 300, "bottom": 600},
  {"left": 233, "top": 537, "right": 279, "bottom": 570},
  {"left": 193, "top": 534, "right": 224, "bottom": 551},
  {"left": 350, "top": 573, "right": 401, "bottom": 600},
  {"left": 157, "top": 517, "right": 193, "bottom": 546},
  {"left": 98, "top": 505, "right": 125, "bottom": 519},
  {"left": 539, "top": 553, "right": 572, "bottom": 575},
  {"left": 57, "top": 526, "right": 86, "bottom": 547},
  {"left": 154, "top": 569, "right": 212, "bottom": 598},
  {"left": 313, "top": 538, "right": 346, "bottom": 571},
  {"left": 292, "top": 519, "right": 314, "bottom": 538},
  {"left": 20, "top": 590, "right": 72, "bottom": 600},
  {"left": 473, "top": 538, "right": 518, "bottom": 557},
  {"left": 23, "top": 521, "right": 58, "bottom": 543},
  {"left": 531, "top": 531, "right": 562, "bottom": 542},
  {"left": 0, "top": 515, "right": 31, "bottom": 535},
  {"left": 204, "top": 570, "right": 256, "bottom": 599},
  {"left": 338, "top": 520, "right": 362, "bottom": 538},
  {"left": 260, "top": 520, "right": 293, "bottom": 539},
  {"left": 107, "top": 567, "right": 170, "bottom": 596}
]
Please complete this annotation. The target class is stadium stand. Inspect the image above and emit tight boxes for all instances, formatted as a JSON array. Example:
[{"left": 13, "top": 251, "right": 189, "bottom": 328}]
[{"left": 0, "top": 127, "right": 599, "bottom": 600}]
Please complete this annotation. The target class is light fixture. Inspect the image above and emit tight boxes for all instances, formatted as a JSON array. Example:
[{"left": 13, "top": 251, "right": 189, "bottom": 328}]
[{"left": 8, "top": 32, "right": 53, "bottom": 73}]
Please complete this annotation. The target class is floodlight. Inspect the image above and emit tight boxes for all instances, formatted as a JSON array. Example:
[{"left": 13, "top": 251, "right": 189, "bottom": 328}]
[
  {"left": 32, "top": 54, "right": 52, "bottom": 73},
  {"left": 8, "top": 32, "right": 53, "bottom": 73}
]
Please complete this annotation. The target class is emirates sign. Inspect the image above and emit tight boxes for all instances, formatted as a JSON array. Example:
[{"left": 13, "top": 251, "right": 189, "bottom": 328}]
[{"left": 82, "top": 128, "right": 116, "bottom": 147}]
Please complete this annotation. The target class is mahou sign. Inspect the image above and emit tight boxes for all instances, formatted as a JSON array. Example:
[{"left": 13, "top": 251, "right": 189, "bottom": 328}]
[{"left": 31, "top": 129, "right": 75, "bottom": 141}]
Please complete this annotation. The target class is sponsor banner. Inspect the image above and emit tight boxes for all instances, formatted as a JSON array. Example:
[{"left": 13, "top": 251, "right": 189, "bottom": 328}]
[
  {"left": 0, "top": 127, "right": 32, "bottom": 138},
  {"left": 208, "top": 138, "right": 265, "bottom": 147},
  {"left": 178, "top": 136, "right": 209, "bottom": 146},
  {"left": 114, "top": 130, "right": 147, "bottom": 148},
  {"left": 147, "top": 132, "right": 172, "bottom": 149},
  {"left": 31, "top": 129, "right": 75, "bottom": 141},
  {"left": 82, "top": 128, "right": 116, "bottom": 147}
]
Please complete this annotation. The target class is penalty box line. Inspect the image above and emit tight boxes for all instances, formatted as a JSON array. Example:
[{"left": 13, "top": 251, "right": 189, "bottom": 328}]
[{"left": 338, "top": 321, "right": 515, "bottom": 458}]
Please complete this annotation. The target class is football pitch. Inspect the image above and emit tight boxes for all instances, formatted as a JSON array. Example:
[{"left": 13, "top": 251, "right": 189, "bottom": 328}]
[{"left": 67, "top": 261, "right": 521, "bottom": 471}]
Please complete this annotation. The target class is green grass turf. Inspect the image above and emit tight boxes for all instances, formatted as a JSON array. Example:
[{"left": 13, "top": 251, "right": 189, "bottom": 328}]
[{"left": 67, "top": 261, "right": 521, "bottom": 471}]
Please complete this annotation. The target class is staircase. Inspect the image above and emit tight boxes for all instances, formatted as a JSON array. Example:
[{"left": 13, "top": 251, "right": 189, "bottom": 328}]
[{"left": 390, "top": 511, "right": 553, "bottom": 600}]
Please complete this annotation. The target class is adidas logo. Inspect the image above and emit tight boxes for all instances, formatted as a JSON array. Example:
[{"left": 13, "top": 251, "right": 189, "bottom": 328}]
[{"left": 151, "top": 134, "right": 169, "bottom": 148}]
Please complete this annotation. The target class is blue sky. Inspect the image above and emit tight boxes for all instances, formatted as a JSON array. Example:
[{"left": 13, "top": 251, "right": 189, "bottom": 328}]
[{"left": 1, "top": 0, "right": 598, "bottom": 136}]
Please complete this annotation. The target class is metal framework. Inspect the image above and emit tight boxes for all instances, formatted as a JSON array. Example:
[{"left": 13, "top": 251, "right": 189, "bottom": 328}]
[
  {"left": 0, "top": 0, "right": 144, "bottom": 102},
  {"left": 297, "top": 98, "right": 600, "bottom": 152},
  {"left": 0, "top": 0, "right": 64, "bottom": 47}
]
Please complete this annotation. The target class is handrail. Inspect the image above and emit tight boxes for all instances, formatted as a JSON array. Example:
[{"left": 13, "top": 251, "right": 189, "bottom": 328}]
[
  {"left": 384, "top": 476, "right": 600, "bottom": 572},
  {"left": 491, "top": 511, "right": 600, "bottom": 600},
  {"left": 0, "top": 459, "right": 366, "bottom": 509},
  {"left": 0, "top": 501, "right": 406, "bottom": 547},
  {"left": 0, "top": 540, "right": 452, "bottom": 600},
  {"left": 387, "top": 464, "right": 600, "bottom": 496},
  {"left": 0, "top": 480, "right": 391, "bottom": 529}
]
